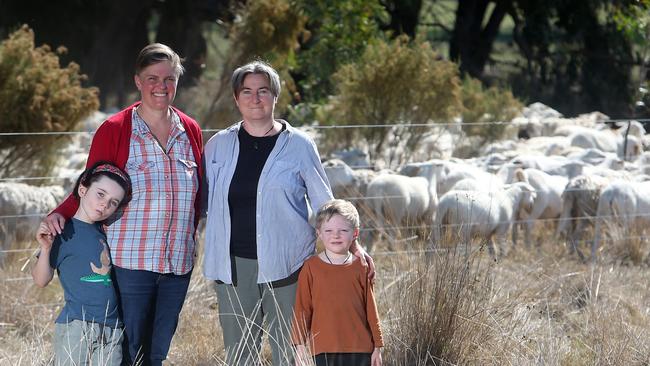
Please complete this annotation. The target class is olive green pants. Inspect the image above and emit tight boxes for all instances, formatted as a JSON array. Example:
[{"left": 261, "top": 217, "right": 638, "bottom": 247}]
[{"left": 215, "top": 256, "right": 299, "bottom": 366}]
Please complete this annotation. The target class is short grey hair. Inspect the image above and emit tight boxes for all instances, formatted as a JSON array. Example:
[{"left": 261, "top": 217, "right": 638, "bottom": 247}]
[
  {"left": 231, "top": 60, "right": 281, "bottom": 98},
  {"left": 316, "top": 199, "right": 360, "bottom": 230},
  {"left": 135, "top": 43, "right": 184, "bottom": 77}
]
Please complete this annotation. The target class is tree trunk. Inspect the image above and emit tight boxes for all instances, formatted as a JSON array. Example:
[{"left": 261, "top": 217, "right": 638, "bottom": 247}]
[
  {"left": 449, "top": 0, "right": 508, "bottom": 79},
  {"left": 383, "top": 0, "right": 423, "bottom": 39}
]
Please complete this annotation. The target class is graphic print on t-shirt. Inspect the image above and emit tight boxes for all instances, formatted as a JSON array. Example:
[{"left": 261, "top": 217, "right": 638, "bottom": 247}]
[{"left": 80, "top": 238, "right": 112, "bottom": 286}]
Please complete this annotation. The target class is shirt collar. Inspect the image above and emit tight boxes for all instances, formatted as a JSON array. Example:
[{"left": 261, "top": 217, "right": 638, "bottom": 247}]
[{"left": 132, "top": 106, "right": 185, "bottom": 138}]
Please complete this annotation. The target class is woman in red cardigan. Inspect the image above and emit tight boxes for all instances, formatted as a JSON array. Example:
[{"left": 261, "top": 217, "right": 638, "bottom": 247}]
[{"left": 42, "top": 43, "right": 203, "bottom": 366}]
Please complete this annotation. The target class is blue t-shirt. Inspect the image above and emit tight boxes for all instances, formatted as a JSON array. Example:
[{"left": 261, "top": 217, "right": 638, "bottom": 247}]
[{"left": 49, "top": 218, "right": 121, "bottom": 327}]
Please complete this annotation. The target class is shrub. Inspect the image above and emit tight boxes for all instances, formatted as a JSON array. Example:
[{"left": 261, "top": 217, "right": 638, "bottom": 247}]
[
  {"left": 0, "top": 25, "right": 99, "bottom": 178},
  {"left": 295, "top": 0, "right": 387, "bottom": 101},
  {"left": 324, "top": 36, "right": 461, "bottom": 165},
  {"left": 381, "top": 248, "right": 496, "bottom": 365},
  {"left": 201, "top": 0, "right": 306, "bottom": 128},
  {"left": 460, "top": 76, "right": 523, "bottom": 143}
]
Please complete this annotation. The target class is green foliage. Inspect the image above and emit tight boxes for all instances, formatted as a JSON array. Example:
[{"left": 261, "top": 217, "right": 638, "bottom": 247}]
[
  {"left": 325, "top": 36, "right": 461, "bottom": 161},
  {"left": 295, "top": 0, "right": 388, "bottom": 101},
  {"left": 460, "top": 76, "right": 523, "bottom": 142},
  {"left": 612, "top": 0, "right": 650, "bottom": 113},
  {"left": 613, "top": 0, "right": 650, "bottom": 45},
  {"left": 230, "top": 0, "right": 306, "bottom": 66},
  {"left": 203, "top": 0, "right": 306, "bottom": 127},
  {"left": 0, "top": 25, "right": 99, "bottom": 178}
]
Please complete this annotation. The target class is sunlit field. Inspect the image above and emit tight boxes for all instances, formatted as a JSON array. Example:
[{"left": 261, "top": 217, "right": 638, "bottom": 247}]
[{"left": 2, "top": 223, "right": 650, "bottom": 365}]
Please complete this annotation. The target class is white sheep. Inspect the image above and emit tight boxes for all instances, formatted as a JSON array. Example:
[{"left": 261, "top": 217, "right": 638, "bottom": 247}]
[
  {"left": 323, "top": 158, "right": 358, "bottom": 198},
  {"left": 330, "top": 147, "right": 371, "bottom": 169},
  {"left": 508, "top": 155, "right": 585, "bottom": 178},
  {"left": 432, "top": 182, "right": 536, "bottom": 259},
  {"left": 592, "top": 180, "right": 650, "bottom": 260},
  {"left": 399, "top": 159, "right": 502, "bottom": 196},
  {"left": 508, "top": 168, "right": 567, "bottom": 248},
  {"left": 567, "top": 128, "right": 642, "bottom": 161},
  {"left": 555, "top": 174, "right": 610, "bottom": 258},
  {"left": 365, "top": 164, "right": 437, "bottom": 252},
  {"left": 0, "top": 183, "right": 65, "bottom": 257}
]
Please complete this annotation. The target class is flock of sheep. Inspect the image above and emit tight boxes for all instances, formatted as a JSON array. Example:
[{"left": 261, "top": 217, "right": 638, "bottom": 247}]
[
  {"left": 2, "top": 103, "right": 650, "bottom": 263},
  {"left": 323, "top": 103, "right": 650, "bottom": 261}
]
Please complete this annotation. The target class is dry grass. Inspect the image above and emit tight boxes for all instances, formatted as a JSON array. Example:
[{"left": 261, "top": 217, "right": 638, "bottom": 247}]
[{"left": 2, "top": 226, "right": 650, "bottom": 365}]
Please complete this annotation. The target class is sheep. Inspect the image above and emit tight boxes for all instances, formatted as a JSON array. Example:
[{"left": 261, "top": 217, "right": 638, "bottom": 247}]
[
  {"left": 323, "top": 158, "right": 358, "bottom": 198},
  {"left": 567, "top": 128, "right": 642, "bottom": 160},
  {"left": 365, "top": 164, "right": 438, "bottom": 252},
  {"left": 432, "top": 182, "right": 536, "bottom": 259},
  {"left": 555, "top": 174, "right": 611, "bottom": 258},
  {"left": 330, "top": 147, "right": 371, "bottom": 169},
  {"left": 0, "top": 183, "right": 65, "bottom": 259},
  {"left": 399, "top": 159, "right": 502, "bottom": 196},
  {"left": 592, "top": 180, "right": 650, "bottom": 260},
  {"left": 508, "top": 155, "right": 585, "bottom": 178},
  {"left": 508, "top": 168, "right": 567, "bottom": 248}
]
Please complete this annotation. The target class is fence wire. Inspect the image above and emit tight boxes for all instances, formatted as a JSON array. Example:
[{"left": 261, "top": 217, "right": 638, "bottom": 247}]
[{"left": 3, "top": 120, "right": 650, "bottom": 273}]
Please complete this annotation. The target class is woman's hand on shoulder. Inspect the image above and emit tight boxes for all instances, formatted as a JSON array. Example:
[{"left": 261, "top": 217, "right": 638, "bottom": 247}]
[
  {"left": 350, "top": 239, "right": 375, "bottom": 282},
  {"left": 43, "top": 213, "right": 65, "bottom": 236}
]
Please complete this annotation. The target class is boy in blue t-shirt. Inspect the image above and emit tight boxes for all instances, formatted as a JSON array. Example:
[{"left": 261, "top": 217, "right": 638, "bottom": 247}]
[{"left": 32, "top": 162, "right": 131, "bottom": 366}]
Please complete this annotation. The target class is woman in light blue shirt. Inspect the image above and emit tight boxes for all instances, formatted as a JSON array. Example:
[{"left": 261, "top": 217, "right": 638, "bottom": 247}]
[{"left": 202, "top": 61, "right": 373, "bottom": 366}]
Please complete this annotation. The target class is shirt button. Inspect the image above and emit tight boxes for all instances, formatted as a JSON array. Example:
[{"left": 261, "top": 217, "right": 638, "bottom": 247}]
[{"left": 165, "top": 213, "right": 170, "bottom": 217}]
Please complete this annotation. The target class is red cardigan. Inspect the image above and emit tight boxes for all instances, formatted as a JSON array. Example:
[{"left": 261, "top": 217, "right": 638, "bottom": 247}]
[{"left": 52, "top": 102, "right": 204, "bottom": 229}]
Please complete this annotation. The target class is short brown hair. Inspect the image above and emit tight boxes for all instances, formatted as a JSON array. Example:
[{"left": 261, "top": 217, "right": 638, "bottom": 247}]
[
  {"left": 316, "top": 199, "right": 360, "bottom": 230},
  {"left": 231, "top": 60, "right": 281, "bottom": 98},
  {"left": 135, "top": 43, "right": 184, "bottom": 77}
]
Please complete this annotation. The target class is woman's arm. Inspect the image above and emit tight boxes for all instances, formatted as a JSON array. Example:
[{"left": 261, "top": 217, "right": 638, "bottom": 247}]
[
  {"left": 351, "top": 240, "right": 376, "bottom": 281},
  {"left": 48, "top": 119, "right": 120, "bottom": 233},
  {"left": 301, "top": 138, "right": 334, "bottom": 214}
]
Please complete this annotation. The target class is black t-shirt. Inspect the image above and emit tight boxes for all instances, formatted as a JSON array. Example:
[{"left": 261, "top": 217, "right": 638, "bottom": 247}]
[{"left": 228, "top": 125, "right": 282, "bottom": 259}]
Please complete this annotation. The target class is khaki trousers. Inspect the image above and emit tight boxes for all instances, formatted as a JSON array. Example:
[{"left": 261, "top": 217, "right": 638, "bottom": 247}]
[{"left": 215, "top": 256, "right": 299, "bottom": 366}]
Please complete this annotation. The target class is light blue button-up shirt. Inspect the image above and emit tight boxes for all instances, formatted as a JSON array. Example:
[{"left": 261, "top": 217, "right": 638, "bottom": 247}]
[{"left": 202, "top": 120, "right": 333, "bottom": 284}]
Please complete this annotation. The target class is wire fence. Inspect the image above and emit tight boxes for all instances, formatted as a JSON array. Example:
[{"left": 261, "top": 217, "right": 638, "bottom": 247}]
[
  {"left": 2, "top": 210, "right": 648, "bottom": 258},
  {"left": 2, "top": 116, "right": 648, "bottom": 181},
  {"left": 3, "top": 120, "right": 650, "bottom": 275}
]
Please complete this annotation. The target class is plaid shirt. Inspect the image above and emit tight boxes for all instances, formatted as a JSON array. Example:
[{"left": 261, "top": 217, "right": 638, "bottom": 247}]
[{"left": 107, "top": 109, "right": 198, "bottom": 275}]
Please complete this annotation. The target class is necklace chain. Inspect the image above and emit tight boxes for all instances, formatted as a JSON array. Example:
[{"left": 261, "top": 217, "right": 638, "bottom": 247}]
[
  {"left": 262, "top": 122, "right": 275, "bottom": 136},
  {"left": 324, "top": 251, "right": 351, "bottom": 265},
  {"left": 246, "top": 121, "right": 275, "bottom": 137},
  {"left": 249, "top": 121, "right": 275, "bottom": 150}
]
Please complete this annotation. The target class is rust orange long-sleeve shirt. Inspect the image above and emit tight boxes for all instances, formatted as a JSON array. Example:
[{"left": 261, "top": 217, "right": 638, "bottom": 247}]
[{"left": 291, "top": 255, "right": 384, "bottom": 356}]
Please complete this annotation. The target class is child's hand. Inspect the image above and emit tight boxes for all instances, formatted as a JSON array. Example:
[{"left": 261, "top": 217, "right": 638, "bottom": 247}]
[
  {"left": 36, "top": 222, "right": 55, "bottom": 250},
  {"left": 294, "top": 344, "right": 311, "bottom": 366},
  {"left": 371, "top": 347, "right": 382, "bottom": 366}
]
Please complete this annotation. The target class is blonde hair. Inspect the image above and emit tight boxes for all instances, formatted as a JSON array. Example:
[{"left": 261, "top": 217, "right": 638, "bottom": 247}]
[{"left": 316, "top": 199, "right": 360, "bottom": 230}]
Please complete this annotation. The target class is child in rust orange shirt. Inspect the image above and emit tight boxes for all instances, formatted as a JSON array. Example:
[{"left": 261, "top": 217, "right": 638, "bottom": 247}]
[{"left": 291, "top": 199, "right": 383, "bottom": 366}]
